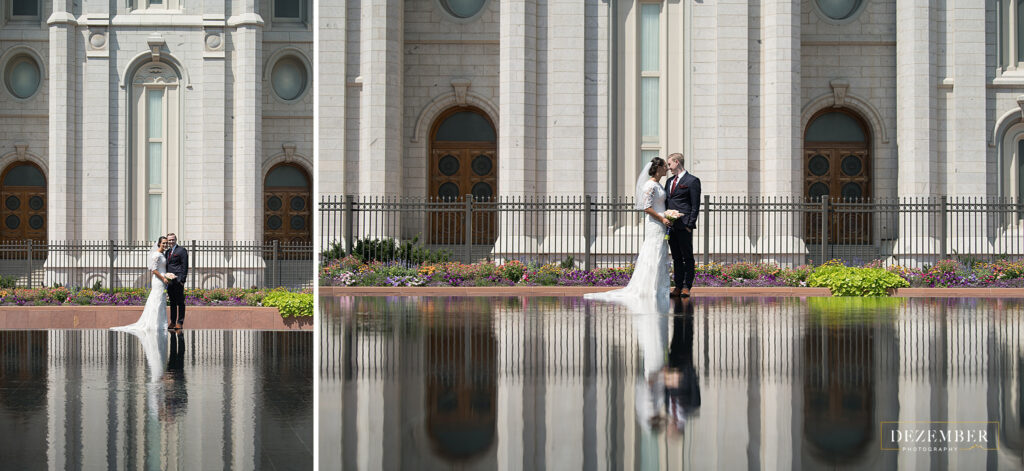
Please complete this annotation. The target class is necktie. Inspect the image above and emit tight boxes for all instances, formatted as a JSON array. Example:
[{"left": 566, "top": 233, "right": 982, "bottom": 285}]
[{"left": 671, "top": 177, "right": 679, "bottom": 194}]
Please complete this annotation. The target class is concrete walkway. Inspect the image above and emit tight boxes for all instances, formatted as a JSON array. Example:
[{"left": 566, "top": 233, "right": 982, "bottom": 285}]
[{"left": 319, "top": 286, "right": 1024, "bottom": 298}]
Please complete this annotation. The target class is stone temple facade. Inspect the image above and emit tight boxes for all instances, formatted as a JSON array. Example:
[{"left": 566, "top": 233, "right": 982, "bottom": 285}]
[
  {"left": 0, "top": 0, "right": 313, "bottom": 245},
  {"left": 319, "top": 0, "right": 1021, "bottom": 202}
]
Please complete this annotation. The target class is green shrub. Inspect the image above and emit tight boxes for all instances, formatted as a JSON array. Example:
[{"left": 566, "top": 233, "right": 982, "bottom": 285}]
[
  {"left": 560, "top": 256, "right": 576, "bottom": 270},
  {"left": 348, "top": 236, "right": 451, "bottom": 265},
  {"left": 321, "top": 241, "right": 344, "bottom": 261},
  {"left": 807, "top": 263, "right": 909, "bottom": 297},
  {"left": 784, "top": 265, "right": 813, "bottom": 285},
  {"left": 262, "top": 290, "right": 313, "bottom": 317},
  {"left": 0, "top": 275, "right": 17, "bottom": 289}
]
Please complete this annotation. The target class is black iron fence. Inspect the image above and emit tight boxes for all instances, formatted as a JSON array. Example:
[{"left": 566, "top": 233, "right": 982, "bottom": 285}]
[
  {"left": 0, "top": 240, "right": 313, "bottom": 289},
  {"left": 320, "top": 194, "right": 1024, "bottom": 268}
]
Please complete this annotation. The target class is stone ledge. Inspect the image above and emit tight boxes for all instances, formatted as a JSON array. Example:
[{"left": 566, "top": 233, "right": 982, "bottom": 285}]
[
  {"left": 319, "top": 286, "right": 834, "bottom": 297},
  {"left": 319, "top": 286, "right": 1024, "bottom": 298},
  {"left": 0, "top": 306, "right": 311, "bottom": 330}
]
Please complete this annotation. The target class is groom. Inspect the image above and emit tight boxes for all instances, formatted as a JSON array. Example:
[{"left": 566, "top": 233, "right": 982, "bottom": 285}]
[
  {"left": 665, "top": 153, "right": 701, "bottom": 297},
  {"left": 165, "top": 233, "right": 189, "bottom": 330}
]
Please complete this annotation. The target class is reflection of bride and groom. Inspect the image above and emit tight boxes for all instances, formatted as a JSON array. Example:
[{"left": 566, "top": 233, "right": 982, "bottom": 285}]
[{"left": 582, "top": 153, "right": 702, "bottom": 434}]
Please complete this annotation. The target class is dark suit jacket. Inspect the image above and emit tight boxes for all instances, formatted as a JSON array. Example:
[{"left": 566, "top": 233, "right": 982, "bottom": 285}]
[
  {"left": 165, "top": 245, "right": 189, "bottom": 283},
  {"left": 664, "top": 172, "right": 702, "bottom": 230}
]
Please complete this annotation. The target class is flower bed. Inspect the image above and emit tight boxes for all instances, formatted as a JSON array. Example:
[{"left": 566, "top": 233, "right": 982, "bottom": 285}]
[
  {"left": 320, "top": 255, "right": 1024, "bottom": 294},
  {"left": 0, "top": 287, "right": 314, "bottom": 316}
]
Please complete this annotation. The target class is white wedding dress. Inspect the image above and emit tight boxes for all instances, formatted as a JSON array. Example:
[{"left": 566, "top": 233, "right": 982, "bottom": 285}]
[
  {"left": 585, "top": 179, "right": 672, "bottom": 312},
  {"left": 112, "top": 250, "right": 168, "bottom": 332}
]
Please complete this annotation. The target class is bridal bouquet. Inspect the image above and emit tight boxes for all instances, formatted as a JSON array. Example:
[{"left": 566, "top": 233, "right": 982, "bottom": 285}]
[
  {"left": 664, "top": 210, "right": 682, "bottom": 240},
  {"left": 164, "top": 273, "right": 177, "bottom": 280}
]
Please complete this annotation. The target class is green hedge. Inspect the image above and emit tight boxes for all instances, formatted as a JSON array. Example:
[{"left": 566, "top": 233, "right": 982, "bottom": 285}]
[
  {"left": 261, "top": 291, "right": 314, "bottom": 317},
  {"left": 807, "top": 262, "right": 909, "bottom": 297}
]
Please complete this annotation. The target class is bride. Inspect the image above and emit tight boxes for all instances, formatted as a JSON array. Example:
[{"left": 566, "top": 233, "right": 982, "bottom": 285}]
[
  {"left": 585, "top": 157, "right": 672, "bottom": 308},
  {"left": 112, "top": 236, "right": 172, "bottom": 332}
]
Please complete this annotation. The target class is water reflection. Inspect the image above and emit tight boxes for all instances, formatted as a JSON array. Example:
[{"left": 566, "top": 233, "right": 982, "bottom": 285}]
[
  {"left": 0, "top": 330, "right": 312, "bottom": 470},
  {"left": 321, "top": 296, "right": 1024, "bottom": 469}
]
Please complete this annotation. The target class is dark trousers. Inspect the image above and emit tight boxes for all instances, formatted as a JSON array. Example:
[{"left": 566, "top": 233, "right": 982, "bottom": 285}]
[
  {"left": 669, "top": 227, "right": 695, "bottom": 290},
  {"left": 168, "top": 279, "right": 186, "bottom": 324}
]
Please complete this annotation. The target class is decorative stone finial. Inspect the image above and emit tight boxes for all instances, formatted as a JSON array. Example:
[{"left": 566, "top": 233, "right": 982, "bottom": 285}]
[
  {"left": 830, "top": 79, "right": 849, "bottom": 108},
  {"left": 451, "top": 78, "right": 471, "bottom": 106}
]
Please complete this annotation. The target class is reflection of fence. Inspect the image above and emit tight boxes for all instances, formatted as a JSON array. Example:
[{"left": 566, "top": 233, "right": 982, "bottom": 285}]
[
  {"left": 320, "top": 195, "right": 1024, "bottom": 268},
  {"left": 319, "top": 297, "right": 1024, "bottom": 384},
  {"left": 0, "top": 240, "right": 313, "bottom": 289}
]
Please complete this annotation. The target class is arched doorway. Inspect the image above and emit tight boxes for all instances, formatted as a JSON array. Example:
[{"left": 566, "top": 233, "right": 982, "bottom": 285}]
[
  {"left": 429, "top": 107, "right": 497, "bottom": 244},
  {"left": 804, "top": 110, "right": 872, "bottom": 244},
  {"left": 0, "top": 162, "right": 46, "bottom": 242},
  {"left": 263, "top": 163, "right": 311, "bottom": 244}
]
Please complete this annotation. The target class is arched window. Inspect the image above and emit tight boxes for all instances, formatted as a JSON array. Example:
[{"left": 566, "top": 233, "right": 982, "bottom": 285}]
[
  {"left": 0, "top": 162, "right": 46, "bottom": 242},
  {"left": 130, "top": 62, "right": 180, "bottom": 241},
  {"left": 264, "top": 163, "right": 311, "bottom": 244},
  {"left": 999, "top": 123, "right": 1024, "bottom": 203}
]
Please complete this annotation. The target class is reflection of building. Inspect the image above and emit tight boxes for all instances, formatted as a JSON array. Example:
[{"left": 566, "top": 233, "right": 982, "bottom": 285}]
[
  {"left": 1, "top": 0, "right": 312, "bottom": 244},
  {"left": 0, "top": 330, "right": 312, "bottom": 469},
  {"left": 320, "top": 297, "right": 1024, "bottom": 469}
]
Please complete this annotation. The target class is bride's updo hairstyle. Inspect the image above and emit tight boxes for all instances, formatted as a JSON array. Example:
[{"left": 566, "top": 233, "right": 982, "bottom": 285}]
[
  {"left": 648, "top": 157, "right": 666, "bottom": 176},
  {"left": 155, "top": 236, "right": 167, "bottom": 250}
]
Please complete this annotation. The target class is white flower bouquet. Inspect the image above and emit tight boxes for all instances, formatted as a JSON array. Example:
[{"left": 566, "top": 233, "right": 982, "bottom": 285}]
[
  {"left": 164, "top": 273, "right": 177, "bottom": 280},
  {"left": 664, "top": 210, "right": 683, "bottom": 240}
]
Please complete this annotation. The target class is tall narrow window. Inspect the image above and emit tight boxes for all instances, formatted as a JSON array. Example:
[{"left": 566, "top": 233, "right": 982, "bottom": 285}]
[
  {"left": 999, "top": 0, "right": 1024, "bottom": 70},
  {"left": 131, "top": 63, "right": 180, "bottom": 241},
  {"left": 146, "top": 89, "right": 164, "bottom": 241},
  {"left": 133, "top": 0, "right": 178, "bottom": 11},
  {"left": 274, "top": 0, "right": 308, "bottom": 24},
  {"left": 11, "top": 0, "right": 39, "bottom": 18},
  {"left": 639, "top": 3, "right": 661, "bottom": 169}
]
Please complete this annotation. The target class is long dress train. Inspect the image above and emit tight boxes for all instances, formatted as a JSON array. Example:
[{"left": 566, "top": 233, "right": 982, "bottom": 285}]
[{"left": 112, "top": 250, "right": 168, "bottom": 332}]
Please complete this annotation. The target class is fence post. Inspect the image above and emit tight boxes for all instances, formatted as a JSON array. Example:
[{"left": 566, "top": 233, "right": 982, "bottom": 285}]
[
  {"left": 344, "top": 195, "right": 355, "bottom": 256},
  {"left": 703, "top": 194, "right": 710, "bottom": 266},
  {"left": 25, "top": 239, "right": 32, "bottom": 287},
  {"left": 464, "top": 195, "right": 473, "bottom": 263},
  {"left": 584, "top": 195, "right": 592, "bottom": 271},
  {"left": 108, "top": 240, "right": 115, "bottom": 289},
  {"left": 190, "top": 240, "right": 196, "bottom": 290},
  {"left": 939, "top": 195, "right": 948, "bottom": 259},
  {"left": 821, "top": 196, "right": 829, "bottom": 264},
  {"left": 272, "top": 239, "right": 280, "bottom": 288}
]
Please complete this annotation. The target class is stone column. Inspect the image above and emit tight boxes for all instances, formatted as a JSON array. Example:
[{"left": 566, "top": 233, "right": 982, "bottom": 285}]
[
  {"left": 545, "top": 0, "right": 585, "bottom": 197},
  {"left": 762, "top": 0, "right": 799, "bottom": 196},
  {"left": 896, "top": 0, "right": 935, "bottom": 198},
  {"left": 229, "top": 12, "right": 263, "bottom": 242},
  {"left": 47, "top": 9, "right": 78, "bottom": 241},
  {"left": 81, "top": 18, "right": 111, "bottom": 240},
  {"left": 499, "top": 0, "right": 536, "bottom": 197},
  {"left": 200, "top": 4, "right": 227, "bottom": 241},
  {"left": 319, "top": 0, "right": 348, "bottom": 195},
  {"left": 951, "top": 0, "right": 986, "bottom": 197},
  {"left": 761, "top": 0, "right": 800, "bottom": 264},
  {"left": 359, "top": 0, "right": 403, "bottom": 196}
]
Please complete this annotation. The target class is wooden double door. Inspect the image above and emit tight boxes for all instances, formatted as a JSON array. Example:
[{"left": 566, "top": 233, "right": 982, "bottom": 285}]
[
  {"left": 804, "top": 147, "right": 872, "bottom": 244},
  {"left": 429, "top": 147, "right": 497, "bottom": 245},
  {"left": 0, "top": 163, "right": 46, "bottom": 244}
]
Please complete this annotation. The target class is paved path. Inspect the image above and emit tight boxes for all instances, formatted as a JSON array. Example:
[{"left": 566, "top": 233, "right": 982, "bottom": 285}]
[{"left": 320, "top": 286, "right": 1024, "bottom": 298}]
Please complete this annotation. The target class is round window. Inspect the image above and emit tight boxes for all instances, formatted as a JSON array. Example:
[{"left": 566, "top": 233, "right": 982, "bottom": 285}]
[
  {"left": 271, "top": 56, "right": 308, "bottom": 101},
  {"left": 441, "top": 0, "right": 486, "bottom": 19},
  {"left": 808, "top": 155, "right": 830, "bottom": 176},
  {"left": 5, "top": 55, "right": 41, "bottom": 99},
  {"left": 816, "top": 0, "right": 863, "bottom": 21}
]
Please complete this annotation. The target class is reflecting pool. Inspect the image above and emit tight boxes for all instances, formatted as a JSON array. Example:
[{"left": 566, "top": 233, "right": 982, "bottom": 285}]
[
  {"left": 0, "top": 330, "right": 312, "bottom": 470},
  {"left": 320, "top": 296, "right": 1024, "bottom": 470}
]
